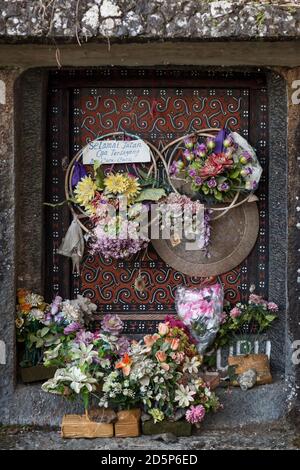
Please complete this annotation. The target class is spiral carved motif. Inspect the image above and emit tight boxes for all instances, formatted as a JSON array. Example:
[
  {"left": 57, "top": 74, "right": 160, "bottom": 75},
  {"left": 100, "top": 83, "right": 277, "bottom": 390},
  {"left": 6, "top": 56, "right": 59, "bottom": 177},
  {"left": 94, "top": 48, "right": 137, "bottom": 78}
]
[{"left": 46, "top": 70, "right": 268, "bottom": 334}]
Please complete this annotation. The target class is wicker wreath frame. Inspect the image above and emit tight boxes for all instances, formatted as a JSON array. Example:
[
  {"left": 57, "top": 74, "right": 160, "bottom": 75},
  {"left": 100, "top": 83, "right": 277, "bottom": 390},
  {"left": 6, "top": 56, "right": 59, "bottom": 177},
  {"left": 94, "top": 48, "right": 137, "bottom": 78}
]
[
  {"left": 65, "top": 132, "right": 169, "bottom": 233},
  {"left": 160, "top": 128, "right": 255, "bottom": 221}
]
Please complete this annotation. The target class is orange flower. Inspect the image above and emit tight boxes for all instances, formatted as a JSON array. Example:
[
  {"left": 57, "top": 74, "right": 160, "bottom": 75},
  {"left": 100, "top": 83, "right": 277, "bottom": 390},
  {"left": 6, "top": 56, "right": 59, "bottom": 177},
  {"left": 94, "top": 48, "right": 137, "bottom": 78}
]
[
  {"left": 116, "top": 353, "right": 132, "bottom": 376},
  {"left": 17, "top": 289, "right": 28, "bottom": 305},
  {"left": 170, "top": 338, "right": 180, "bottom": 351},
  {"left": 144, "top": 334, "right": 160, "bottom": 348},
  {"left": 21, "top": 304, "right": 32, "bottom": 314},
  {"left": 155, "top": 350, "right": 167, "bottom": 362},
  {"left": 161, "top": 362, "right": 170, "bottom": 371}
]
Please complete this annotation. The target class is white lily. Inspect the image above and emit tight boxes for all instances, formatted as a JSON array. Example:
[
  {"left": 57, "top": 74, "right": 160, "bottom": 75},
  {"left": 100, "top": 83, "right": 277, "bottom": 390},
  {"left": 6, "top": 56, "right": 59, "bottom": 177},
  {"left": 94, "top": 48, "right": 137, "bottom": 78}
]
[
  {"left": 174, "top": 384, "right": 196, "bottom": 408},
  {"left": 71, "top": 342, "right": 98, "bottom": 366},
  {"left": 183, "top": 356, "right": 202, "bottom": 374},
  {"left": 62, "top": 366, "right": 97, "bottom": 394}
]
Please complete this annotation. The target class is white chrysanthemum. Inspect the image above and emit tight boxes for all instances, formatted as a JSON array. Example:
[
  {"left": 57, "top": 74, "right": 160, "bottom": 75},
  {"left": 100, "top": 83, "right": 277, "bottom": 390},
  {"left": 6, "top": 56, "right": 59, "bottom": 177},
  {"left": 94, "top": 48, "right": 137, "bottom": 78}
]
[
  {"left": 61, "top": 300, "right": 83, "bottom": 323},
  {"left": 25, "top": 293, "right": 44, "bottom": 307},
  {"left": 28, "top": 308, "right": 45, "bottom": 322}
]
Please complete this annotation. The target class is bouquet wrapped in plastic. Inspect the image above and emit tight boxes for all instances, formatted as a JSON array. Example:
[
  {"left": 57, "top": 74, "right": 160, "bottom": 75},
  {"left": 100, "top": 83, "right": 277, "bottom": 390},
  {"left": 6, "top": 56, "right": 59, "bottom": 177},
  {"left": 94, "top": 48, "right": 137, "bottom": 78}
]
[{"left": 175, "top": 284, "right": 224, "bottom": 354}]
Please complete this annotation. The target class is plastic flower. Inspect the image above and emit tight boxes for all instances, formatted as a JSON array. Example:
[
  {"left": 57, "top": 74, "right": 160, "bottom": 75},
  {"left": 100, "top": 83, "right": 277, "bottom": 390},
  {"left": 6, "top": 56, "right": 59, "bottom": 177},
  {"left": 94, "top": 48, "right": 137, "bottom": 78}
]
[
  {"left": 185, "top": 405, "right": 205, "bottom": 424},
  {"left": 158, "top": 322, "right": 169, "bottom": 336},
  {"left": 63, "top": 322, "right": 82, "bottom": 335},
  {"left": 49, "top": 366, "right": 97, "bottom": 395},
  {"left": 149, "top": 408, "right": 165, "bottom": 423},
  {"left": 175, "top": 384, "right": 196, "bottom": 408},
  {"left": 218, "top": 182, "right": 230, "bottom": 192},
  {"left": 116, "top": 336, "right": 130, "bottom": 356},
  {"left": 144, "top": 334, "right": 160, "bottom": 348},
  {"left": 207, "top": 177, "right": 217, "bottom": 188},
  {"left": 17, "top": 288, "right": 29, "bottom": 305},
  {"left": 74, "top": 176, "right": 97, "bottom": 208},
  {"left": 249, "top": 294, "right": 268, "bottom": 306},
  {"left": 183, "top": 356, "right": 202, "bottom": 374},
  {"left": 170, "top": 338, "right": 180, "bottom": 351},
  {"left": 71, "top": 343, "right": 98, "bottom": 366},
  {"left": 230, "top": 307, "right": 241, "bottom": 318},
  {"left": 155, "top": 351, "right": 167, "bottom": 362},
  {"left": 123, "top": 175, "right": 141, "bottom": 203},
  {"left": 61, "top": 300, "right": 82, "bottom": 324},
  {"left": 101, "top": 314, "right": 123, "bottom": 334},
  {"left": 104, "top": 173, "right": 130, "bottom": 194},
  {"left": 74, "top": 330, "right": 95, "bottom": 345},
  {"left": 115, "top": 353, "right": 132, "bottom": 376},
  {"left": 15, "top": 317, "right": 24, "bottom": 329},
  {"left": 28, "top": 308, "right": 45, "bottom": 322},
  {"left": 25, "top": 293, "right": 44, "bottom": 307},
  {"left": 268, "top": 302, "right": 278, "bottom": 312}
]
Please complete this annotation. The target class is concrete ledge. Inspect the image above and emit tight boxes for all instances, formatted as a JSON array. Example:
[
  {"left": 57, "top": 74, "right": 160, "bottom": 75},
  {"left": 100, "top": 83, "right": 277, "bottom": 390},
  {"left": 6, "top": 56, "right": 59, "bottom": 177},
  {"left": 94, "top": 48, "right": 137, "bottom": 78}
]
[{"left": 0, "top": 380, "right": 288, "bottom": 428}]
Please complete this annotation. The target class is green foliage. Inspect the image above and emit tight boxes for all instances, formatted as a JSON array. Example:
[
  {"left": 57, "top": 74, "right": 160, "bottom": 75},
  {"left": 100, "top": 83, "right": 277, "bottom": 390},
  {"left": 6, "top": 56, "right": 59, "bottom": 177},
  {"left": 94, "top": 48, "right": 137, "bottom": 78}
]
[{"left": 135, "top": 188, "right": 166, "bottom": 202}]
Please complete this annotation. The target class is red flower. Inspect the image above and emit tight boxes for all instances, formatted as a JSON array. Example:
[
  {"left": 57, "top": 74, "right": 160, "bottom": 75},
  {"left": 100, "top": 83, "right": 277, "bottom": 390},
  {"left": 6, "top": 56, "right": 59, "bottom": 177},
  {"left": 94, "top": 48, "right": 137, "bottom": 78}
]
[{"left": 199, "top": 153, "right": 233, "bottom": 179}]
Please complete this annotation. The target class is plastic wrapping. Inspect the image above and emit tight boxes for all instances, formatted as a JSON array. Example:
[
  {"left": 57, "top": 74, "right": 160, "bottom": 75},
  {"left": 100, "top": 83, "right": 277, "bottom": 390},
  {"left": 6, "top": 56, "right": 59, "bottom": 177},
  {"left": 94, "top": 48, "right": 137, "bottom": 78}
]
[
  {"left": 175, "top": 284, "right": 224, "bottom": 354},
  {"left": 230, "top": 131, "right": 263, "bottom": 190}
]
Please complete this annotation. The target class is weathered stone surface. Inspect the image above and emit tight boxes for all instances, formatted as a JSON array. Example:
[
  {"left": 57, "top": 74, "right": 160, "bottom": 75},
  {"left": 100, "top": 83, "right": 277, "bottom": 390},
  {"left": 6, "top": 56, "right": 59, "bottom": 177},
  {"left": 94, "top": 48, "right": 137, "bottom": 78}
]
[
  {"left": 142, "top": 419, "right": 192, "bottom": 437},
  {"left": 0, "top": 424, "right": 298, "bottom": 450},
  {"left": 0, "top": 1, "right": 299, "bottom": 41},
  {"left": 16, "top": 69, "right": 47, "bottom": 293},
  {"left": 0, "top": 68, "right": 23, "bottom": 402}
]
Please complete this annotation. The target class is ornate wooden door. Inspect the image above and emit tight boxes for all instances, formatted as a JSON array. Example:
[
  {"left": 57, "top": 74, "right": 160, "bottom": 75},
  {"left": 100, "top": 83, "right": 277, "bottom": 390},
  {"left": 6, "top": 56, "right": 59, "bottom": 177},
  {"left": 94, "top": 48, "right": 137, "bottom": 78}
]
[{"left": 46, "top": 69, "right": 268, "bottom": 334}]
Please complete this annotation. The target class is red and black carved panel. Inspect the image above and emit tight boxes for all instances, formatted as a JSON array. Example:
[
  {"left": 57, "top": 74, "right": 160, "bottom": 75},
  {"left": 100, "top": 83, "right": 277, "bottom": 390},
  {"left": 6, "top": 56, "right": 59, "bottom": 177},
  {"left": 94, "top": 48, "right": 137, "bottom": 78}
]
[{"left": 46, "top": 69, "right": 268, "bottom": 334}]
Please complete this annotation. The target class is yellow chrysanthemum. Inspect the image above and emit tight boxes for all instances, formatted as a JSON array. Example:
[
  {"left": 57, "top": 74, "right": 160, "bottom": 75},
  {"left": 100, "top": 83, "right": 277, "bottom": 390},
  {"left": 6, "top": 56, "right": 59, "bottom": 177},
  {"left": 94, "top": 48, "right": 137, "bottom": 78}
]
[
  {"left": 104, "top": 173, "right": 130, "bottom": 195},
  {"left": 74, "top": 176, "right": 97, "bottom": 208},
  {"left": 124, "top": 176, "right": 141, "bottom": 204}
]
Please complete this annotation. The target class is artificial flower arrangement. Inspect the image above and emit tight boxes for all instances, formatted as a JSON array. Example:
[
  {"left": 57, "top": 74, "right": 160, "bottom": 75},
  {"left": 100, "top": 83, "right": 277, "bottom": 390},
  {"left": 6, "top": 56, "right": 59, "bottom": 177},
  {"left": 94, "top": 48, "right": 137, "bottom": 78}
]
[
  {"left": 203, "top": 289, "right": 278, "bottom": 369},
  {"left": 158, "top": 192, "right": 211, "bottom": 253},
  {"left": 41, "top": 312, "right": 220, "bottom": 431},
  {"left": 72, "top": 160, "right": 166, "bottom": 260},
  {"left": 176, "top": 284, "right": 224, "bottom": 354},
  {"left": 16, "top": 288, "right": 99, "bottom": 381},
  {"left": 100, "top": 316, "right": 220, "bottom": 426},
  {"left": 169, "top": 129, "right": 262, "bottom": 203},
  {"left": 42, "top": 313, "right": 129, "bottom": 411},
  {"left": 16, "top": 289, "right": 50, "bottom": 370}
]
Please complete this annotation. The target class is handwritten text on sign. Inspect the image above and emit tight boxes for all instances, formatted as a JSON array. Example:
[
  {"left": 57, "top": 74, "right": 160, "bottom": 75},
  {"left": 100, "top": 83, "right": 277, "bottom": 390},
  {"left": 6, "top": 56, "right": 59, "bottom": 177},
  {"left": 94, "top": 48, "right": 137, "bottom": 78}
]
[{"left": 82, "top": 140, "right": 151, "bottom": 164}]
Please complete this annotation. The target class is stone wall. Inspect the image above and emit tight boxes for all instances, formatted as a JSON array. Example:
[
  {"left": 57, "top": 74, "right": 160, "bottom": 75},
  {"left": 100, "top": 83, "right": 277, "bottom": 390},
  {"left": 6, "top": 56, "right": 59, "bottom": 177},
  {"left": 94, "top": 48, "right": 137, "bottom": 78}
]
[
  {"left": 0, "top": 0, "right": 300, "bottom": 428},
  {"left": 0, "top": 62, "right": 299, "bottom": 427},
  {"left": 0, "top": 1, "right": 300, "bottom": 41}
]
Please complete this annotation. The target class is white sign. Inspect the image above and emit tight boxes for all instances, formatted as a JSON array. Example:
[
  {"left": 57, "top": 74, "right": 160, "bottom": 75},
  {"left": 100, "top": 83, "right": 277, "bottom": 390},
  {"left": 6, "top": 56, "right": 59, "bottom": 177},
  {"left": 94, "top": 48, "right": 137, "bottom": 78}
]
[{"left": 82, "top": 139, "right": 151, "bottom": 164}]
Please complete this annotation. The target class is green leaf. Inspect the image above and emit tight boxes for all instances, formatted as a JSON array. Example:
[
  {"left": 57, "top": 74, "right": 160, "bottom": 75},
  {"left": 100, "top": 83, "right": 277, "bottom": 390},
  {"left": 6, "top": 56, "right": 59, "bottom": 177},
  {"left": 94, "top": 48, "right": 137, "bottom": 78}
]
[
  {"left": 94, "top": 164, "right": 105, "bottom": 190},
  {"left": 135, "top": 188, "right": 166, "bottom": 202},
  {"left": 229, "top": 168, "right": 240, "bottom": 179},
  {"left": 213, "top": 189, "right": 223, "bottom": 201},
  {"left": 40, "top": 327, "right": 50, "bottom": 337},
  {"left": 265, "top": 314, "right": 277, "bottom": 322}
]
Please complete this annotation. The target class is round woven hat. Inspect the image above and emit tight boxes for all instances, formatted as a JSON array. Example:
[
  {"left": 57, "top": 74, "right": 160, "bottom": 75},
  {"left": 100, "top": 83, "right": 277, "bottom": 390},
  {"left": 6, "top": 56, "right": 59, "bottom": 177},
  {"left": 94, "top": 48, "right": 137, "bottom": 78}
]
[{"left": 151, "top": 201, "right": 259, "bottom": 277}]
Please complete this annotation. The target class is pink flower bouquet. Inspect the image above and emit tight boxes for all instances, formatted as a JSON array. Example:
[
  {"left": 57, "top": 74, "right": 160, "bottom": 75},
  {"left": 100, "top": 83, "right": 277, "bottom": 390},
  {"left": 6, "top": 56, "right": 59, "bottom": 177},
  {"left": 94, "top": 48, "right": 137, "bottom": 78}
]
[{"left": 175, "top": 284, "right": 224, "bottom": 354}]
